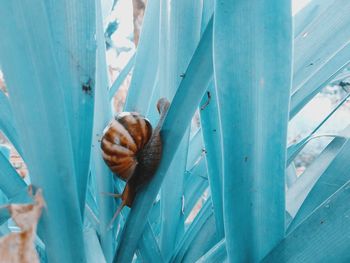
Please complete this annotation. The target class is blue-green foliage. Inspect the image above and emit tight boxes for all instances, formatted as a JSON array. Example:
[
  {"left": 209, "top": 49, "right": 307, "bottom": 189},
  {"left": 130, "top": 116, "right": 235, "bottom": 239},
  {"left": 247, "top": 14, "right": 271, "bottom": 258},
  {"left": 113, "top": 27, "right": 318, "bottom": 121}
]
[
  {"left": 213, "top": 1, "right": 292, "bottom": 261},
  {"left": 0, "top": 0, "right": 350, "bottom": 262}
]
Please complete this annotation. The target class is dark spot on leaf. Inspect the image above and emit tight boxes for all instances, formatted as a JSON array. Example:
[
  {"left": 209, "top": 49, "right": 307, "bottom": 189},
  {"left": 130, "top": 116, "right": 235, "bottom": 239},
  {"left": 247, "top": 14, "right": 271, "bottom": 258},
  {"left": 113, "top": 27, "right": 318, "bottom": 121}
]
[
  {"left": 339, "top": 81, "right": 350, "bottom": 88},
  {"left": 200, "top": 91, "right": 211, "bottom": 110},
  {"left": 82, "top": 84, "right": 91, "bottom": 93},
  {"left": 244, "top": 156, "right": 248, "bottom": 162},
  {"left": 180, "top": 73, "right": 186, "bottom": 78},
  {"left": 82, "top": 78, "right": 93, "bottom": 96}
]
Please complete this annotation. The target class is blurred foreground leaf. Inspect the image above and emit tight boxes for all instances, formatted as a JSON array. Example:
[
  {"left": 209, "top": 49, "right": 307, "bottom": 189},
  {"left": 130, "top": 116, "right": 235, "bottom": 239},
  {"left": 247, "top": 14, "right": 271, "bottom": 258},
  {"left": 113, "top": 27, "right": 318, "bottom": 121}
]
[{"left": 0, "top": 189, "right": 45, "bottom": 263}]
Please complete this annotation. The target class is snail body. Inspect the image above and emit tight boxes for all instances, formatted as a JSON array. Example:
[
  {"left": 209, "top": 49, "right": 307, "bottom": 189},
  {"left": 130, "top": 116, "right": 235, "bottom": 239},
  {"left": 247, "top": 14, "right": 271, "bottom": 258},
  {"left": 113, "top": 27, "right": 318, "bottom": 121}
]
[{"left": 101, "top": 98, "right": 170, "bottom": 224}]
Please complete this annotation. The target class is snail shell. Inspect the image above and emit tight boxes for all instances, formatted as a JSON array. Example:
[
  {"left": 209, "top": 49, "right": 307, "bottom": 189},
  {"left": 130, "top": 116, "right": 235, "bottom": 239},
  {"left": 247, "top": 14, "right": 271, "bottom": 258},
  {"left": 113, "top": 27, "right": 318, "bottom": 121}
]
[
  {"left": 101, "top": 112, "right": 152, "bottom": 181},
  {"left": 100, "top": 98, "right": 170, "bottom": 228}
]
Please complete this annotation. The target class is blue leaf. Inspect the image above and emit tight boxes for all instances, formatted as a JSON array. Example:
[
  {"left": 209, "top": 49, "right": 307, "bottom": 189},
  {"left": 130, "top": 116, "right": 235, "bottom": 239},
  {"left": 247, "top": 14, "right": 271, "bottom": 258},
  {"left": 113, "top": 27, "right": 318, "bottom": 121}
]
[
  {"left": 124, "top": 0, "right": 160, "bottom": 113},
  {"left": 44, "top": 0, "right": 97, "bottom": 216},
  {"left": 0, "top": 91, "right": 22, "bottom": 154},
  {"left": 109, "top": 54, "right": 135, "bottom": 100},
  {"left": 196, "top": 238, "right": 226, "bottom": 263},
  {"left": 264, "top": 180, "right": 350, "bottom": 262},
  {"left": 113, "top": 16, "right": 214, "bottom": 263},
  {"left": 171, "top": 200, "right": 217, "bottom": 263},
  {"left": 288, "top": 128, "right": 350, "bottom": 233},
  {"left": 213, "top": 1, "right": 292, "bottom": 261},
  {"left": 0, "top": 1, "right": 86, "bottom": 261},
  {"left": 286, "top": 135, "right": 346, "bottom": 222}
]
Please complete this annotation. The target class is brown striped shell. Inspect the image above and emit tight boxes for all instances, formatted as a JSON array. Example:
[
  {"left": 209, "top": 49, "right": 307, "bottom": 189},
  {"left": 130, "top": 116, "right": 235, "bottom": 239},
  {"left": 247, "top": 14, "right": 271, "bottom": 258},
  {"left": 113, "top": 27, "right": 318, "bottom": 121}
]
[{"left": 101, "top": 112, "right": 152, "bottom": 181}]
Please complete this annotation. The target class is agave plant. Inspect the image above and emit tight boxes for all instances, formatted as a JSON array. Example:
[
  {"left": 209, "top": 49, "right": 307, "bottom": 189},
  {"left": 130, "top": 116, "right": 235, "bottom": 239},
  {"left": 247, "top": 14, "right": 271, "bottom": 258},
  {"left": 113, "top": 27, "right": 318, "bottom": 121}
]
[{"left": 0, "top": 0, "right": 349, "bottom": 262}]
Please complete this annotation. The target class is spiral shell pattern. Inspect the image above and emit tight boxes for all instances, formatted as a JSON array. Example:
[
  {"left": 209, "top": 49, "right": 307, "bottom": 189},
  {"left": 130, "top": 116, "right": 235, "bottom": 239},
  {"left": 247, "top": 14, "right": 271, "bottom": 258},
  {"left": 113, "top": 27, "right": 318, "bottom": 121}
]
[{"left": 101, "top": 112, "right": 152, "bottom": 181}]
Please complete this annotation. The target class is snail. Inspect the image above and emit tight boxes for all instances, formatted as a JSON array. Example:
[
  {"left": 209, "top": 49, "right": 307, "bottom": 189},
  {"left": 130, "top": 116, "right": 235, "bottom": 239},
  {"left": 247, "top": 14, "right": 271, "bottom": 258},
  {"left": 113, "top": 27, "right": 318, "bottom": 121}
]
[{"left": 101, "top": 98, "right": 170, "bottom": 226}]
